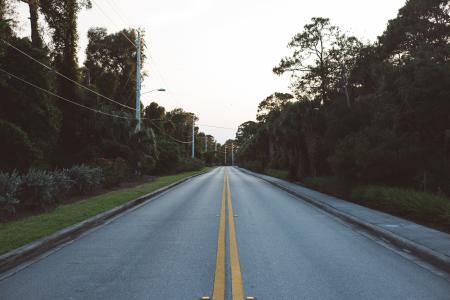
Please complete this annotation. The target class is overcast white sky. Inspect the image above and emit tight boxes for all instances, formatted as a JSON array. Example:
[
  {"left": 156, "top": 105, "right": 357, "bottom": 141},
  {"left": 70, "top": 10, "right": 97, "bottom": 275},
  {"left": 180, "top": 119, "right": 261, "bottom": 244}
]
[{"left": 16, "top": 0, "right": 407, "bottom": 143}]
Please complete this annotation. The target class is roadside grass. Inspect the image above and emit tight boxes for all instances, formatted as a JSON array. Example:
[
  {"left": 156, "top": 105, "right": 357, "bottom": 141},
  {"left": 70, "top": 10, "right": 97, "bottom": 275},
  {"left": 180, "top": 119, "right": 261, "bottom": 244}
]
[
  {"left": 0, "top": 168, "right": 211, "bottom": 255},
  {"left": 265, "top": 169, "right": 290, "bottom": 181},
  {"left": 258, "top": 169, "right": 450, "bottom": 232},
  {"left": 303, "top": 176, "right": 450, "bottom": 233},
  {"left": 351, "top": 185, "right": 450, "bottom": 228}
]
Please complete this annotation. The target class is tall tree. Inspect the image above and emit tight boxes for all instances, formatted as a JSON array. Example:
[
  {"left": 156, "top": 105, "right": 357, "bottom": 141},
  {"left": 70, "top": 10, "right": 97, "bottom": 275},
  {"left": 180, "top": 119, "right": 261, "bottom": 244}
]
[
  {"left": 274, "top": 17, "right": 361, "bottom": 106},
  {"left": 38, "top": 0, "right": 91, "bottom": 165}
]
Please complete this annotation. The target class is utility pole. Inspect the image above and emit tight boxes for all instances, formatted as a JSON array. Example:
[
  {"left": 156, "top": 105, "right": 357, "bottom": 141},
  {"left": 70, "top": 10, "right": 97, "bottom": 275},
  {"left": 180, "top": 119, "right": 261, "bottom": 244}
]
[
  {"left": 224, "top": 146, "right": 227, "bottom": 166},
  {"left": 231, "top": 143, "right": 234, "bottom": 166},
  {"left": 205, "top": 135, "right": 208, "bottom": 152},
  {"left": 135, "top": 31, "right": 141, "bottom": 131},
  {"left": 192, "top": 116, "right": 195, "bottom": 158}
]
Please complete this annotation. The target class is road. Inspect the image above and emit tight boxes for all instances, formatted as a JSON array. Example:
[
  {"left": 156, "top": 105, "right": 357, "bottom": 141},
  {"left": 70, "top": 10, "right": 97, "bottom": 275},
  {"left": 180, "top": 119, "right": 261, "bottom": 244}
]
[{"left": 1, "top": 167, "right": 449, "bottom": 299}]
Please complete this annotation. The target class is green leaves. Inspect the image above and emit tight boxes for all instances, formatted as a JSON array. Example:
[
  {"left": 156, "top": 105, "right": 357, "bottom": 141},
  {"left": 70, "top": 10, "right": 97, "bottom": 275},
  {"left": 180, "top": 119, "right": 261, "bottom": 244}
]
[
  {"left": 0, "top": 19, "right": 12, "bottom": 31},
  {"left": 274, "top": 17, "right": 362, "bottom": 104}
]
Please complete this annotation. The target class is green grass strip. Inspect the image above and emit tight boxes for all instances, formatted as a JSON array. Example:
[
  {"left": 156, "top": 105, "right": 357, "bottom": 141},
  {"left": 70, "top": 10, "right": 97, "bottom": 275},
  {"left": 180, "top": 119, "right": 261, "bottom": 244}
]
[{"left": 0, "top": 168, "right": 211, "bottom": 255}]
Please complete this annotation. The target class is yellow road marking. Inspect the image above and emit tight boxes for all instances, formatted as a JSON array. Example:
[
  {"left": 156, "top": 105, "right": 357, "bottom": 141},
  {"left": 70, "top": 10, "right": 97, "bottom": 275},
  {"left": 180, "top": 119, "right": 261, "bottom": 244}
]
[
  {"left": 212, "top": 171, "right": 227, "bottom": 300},
  {"left": 226, "top": 170, "right": 245, "bottom": 300}
]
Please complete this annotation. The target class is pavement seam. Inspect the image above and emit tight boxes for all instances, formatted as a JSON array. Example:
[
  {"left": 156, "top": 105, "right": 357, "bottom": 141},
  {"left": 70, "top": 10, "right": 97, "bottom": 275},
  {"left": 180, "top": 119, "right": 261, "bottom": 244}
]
[{"left": 238, "top": 167, "right": 450, "bottom": 274}]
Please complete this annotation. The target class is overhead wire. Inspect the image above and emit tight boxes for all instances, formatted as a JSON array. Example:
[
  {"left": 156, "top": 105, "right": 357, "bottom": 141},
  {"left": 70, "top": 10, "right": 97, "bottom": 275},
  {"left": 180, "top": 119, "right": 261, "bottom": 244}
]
[
  {"left": 1, "top": 39, "right": 135, "bottom": 111},
  {"left": 149, "top": 119, "right": 192, "bottom": 144},
  {"left": 197, "top": 124, "right": 237, "bottom": 131},
  {"left": 91, "top": 0, "right": 137, "bottom": 48},
  {"left": 102, "top": 0, "right": 131, "bottom": 29},
  {"left": 87, "top": 2, "right": 236, "bottom": 142},
  {"left": 0, "top": 67, "right": 133, "bottom": 120}
]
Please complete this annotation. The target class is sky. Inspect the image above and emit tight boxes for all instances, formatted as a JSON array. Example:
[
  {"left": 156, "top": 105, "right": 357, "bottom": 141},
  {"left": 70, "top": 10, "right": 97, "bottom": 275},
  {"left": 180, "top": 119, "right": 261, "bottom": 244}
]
[{"left": 16, "top": 0, "right": 407, "bottom": 143}]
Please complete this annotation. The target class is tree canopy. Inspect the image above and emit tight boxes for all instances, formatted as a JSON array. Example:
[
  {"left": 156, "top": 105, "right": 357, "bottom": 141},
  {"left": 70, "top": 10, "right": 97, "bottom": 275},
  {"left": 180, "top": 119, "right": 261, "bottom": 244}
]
[{"left": 237, "top": 0, "right": 450, "bottom": 195}]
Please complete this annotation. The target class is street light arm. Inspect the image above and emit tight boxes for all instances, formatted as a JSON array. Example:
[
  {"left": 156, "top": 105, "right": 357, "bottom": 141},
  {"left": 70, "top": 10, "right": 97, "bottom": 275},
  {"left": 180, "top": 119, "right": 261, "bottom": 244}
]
[{"left": 141, "top": 88, "right": 166, "bottom": 95}]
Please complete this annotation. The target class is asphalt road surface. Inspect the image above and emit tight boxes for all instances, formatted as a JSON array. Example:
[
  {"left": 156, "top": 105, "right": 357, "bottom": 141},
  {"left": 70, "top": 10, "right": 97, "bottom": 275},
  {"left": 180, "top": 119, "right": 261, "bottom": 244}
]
[{"left": 1, "top": 167, "right": 450, "bottom": 299}]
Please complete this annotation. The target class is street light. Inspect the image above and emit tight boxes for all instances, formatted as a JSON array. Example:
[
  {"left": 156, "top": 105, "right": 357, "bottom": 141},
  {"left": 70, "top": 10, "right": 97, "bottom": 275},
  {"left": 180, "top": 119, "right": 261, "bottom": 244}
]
[{"left": 141, "top": 88, "right": 166, "bottom": 95}]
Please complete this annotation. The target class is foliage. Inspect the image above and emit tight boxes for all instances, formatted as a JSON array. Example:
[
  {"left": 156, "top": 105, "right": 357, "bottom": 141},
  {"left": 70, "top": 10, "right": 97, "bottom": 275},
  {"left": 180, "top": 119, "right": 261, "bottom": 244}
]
[
  {"left": 0, "top": 120, "right": 41, "bottom": 172},
  {"left": 96, "top": 158, "right": 130, "bottom": 188},
  {"left": 176, "top": 158, "right": 205, "bottom": 172},
  {"left": 302, "top": 176, "right": 450, "bottom": 232},
  {"left": 0, "top": 171, "right": 21, "bottom": 216},
  {"left": 265, "top": 169, "right": 290, "bottom": 181},
  {"left": 20, "top": 169, "right": 58, "bottom": 209},
  {"left": 351, "top": 185, "right": 450, "bottom": 225},
  {"left": 237, "top": 1, "right": 450, "bottom": 199},
  {"left": 0, "top": 168, "right": 210, "bottom": 254},
  {"left": 240, "top": 161, "right": 264, "bottom": 173},
  {"left": 67, "top": 164, "right": 103, "bottom": 195}
]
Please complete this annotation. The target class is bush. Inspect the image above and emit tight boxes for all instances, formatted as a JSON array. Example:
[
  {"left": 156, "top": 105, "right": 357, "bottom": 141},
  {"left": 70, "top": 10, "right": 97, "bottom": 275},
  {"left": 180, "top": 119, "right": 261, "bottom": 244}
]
[
  {"left": 67, "top": 165, "right": 103, "bottom": 195},
  {"left": 20, "top": 169, "right": 57, "bottom": 210},
  {"left": 0, "top": 120, "right": 41, "bottom": 172},
  {"left": 176, "top": 158, "right": 205, "bottom": 172},
  {"left": 52, "top": 169, "right": 74, "bottom": 199},
  {"left": 265, "top": 169, "right": 289, "bottom": 180},
  {"left": 96, "top": 158, "right": 130, "bottom": 188},
  {"left": 240, "top": 160, "right": 264, "bottom": 173},
  {"left": 0, "top": 171, "right": 21, "bottom": 217},
  {"left": 303, "top": 176, "right": 353, "bottom": 198},
  {"left": 351, "top": 185, "right": 450, "bottom": 225}
]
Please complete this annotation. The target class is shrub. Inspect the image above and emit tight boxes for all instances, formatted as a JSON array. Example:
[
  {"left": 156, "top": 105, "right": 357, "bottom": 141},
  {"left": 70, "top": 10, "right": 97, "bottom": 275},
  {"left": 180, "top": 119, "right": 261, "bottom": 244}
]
[
  {"left": 0, "top": 171, "right": 21, "bottom": 217},
  {"left": 303, "top": 176, "right": 353, "bottom": 198},
  {"left": 0, "top": 120, "right": 41, "bottom": 172},
  {"left": 96, "top": 158, "right": 130, "bottom": 188},
  {"left": 52, "top": 169, "right": 74, "bottom": 199},
  {"left": 241, "top": 160, "right": 264, "bottom": 173},
  {"left": 265, "top": 169, "right": 289, "bottom": 180},
  {"left": 351, "top": 185, "right": 450, "bottom": 225},
  {"left": 176, "top": 158, "right": 205, "bottom": 172},
  {"left": 67, "top": 165, "right": 103, "bottom": 195},
  {"left": 20, "top": 169, "right": 57, "bottom": 210}
]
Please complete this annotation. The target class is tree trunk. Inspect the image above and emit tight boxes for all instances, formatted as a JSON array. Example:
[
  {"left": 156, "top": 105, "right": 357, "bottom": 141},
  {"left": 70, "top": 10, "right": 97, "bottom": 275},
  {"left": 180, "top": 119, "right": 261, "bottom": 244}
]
[{"left": 28, "top": 0, "right": 43, "bottom": 48}]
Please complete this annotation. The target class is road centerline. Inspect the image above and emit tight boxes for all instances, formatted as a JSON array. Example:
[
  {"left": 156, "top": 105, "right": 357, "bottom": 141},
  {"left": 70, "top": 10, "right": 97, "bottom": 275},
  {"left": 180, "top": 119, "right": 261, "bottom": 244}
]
[
  {"left": 226, "top": 170, "right": 245, "bottom": 300},
  {"left": 211, "top": 170, "right": 227, "bottom": 300}
]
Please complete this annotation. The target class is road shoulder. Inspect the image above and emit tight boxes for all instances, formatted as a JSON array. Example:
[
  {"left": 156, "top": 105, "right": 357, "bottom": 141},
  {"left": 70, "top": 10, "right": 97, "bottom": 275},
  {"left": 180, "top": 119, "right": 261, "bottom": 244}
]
[
  {"left": 0, "top": 168, "right": 215, "bottom": 275},
  {"left": 237, "top": 167, "right": 450, "bottom": 274}
]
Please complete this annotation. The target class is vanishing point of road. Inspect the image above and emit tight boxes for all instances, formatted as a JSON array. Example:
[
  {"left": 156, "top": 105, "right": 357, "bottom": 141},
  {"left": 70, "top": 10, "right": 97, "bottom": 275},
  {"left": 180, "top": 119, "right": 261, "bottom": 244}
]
[{"left": 1, "top": 167, "right": 450, "bottom": 299}]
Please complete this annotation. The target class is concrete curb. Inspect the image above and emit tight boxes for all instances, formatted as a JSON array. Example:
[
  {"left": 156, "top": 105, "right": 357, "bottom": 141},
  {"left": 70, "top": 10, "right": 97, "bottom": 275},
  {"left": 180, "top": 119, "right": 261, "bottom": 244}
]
[
  {"left": 238, "top": 168, "right": 450, "bottom": 274},
  {"left": 0, "top": 170, "right": 211, "bottom": 275}
]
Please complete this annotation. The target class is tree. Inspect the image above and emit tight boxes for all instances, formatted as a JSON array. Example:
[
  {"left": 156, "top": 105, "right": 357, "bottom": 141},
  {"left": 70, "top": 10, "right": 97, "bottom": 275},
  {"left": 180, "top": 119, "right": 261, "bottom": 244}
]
[
  {"left": 84, "top": 27, "right": 144, "bottom": 108},
  {"left": 256, "top": 92, "right": 294, "bottom": 122},
  {"left": 39, "top": 0, "right": 91, "bottom": 164},
  {"left": 274, "top": 17, "right": 362, "bottom": 106},
  {"left": 18, "top": 0, "right": 42, "bottom": 48}
]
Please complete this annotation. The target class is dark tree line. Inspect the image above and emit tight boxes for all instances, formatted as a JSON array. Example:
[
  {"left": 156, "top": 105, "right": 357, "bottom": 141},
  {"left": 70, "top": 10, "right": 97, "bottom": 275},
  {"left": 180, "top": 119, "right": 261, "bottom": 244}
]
[
  {"left": 236, "top": 0, "right": 450, "bottom": 195},
  {"left": 0, "top": 0, "right": 220, "bottom": 176}
]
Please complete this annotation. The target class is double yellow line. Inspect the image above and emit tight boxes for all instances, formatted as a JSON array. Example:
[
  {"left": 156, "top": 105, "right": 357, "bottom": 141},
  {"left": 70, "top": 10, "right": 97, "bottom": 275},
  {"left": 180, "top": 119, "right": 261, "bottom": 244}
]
[{"left": 211, "top": 169, "right": 246, "bottom": 300}]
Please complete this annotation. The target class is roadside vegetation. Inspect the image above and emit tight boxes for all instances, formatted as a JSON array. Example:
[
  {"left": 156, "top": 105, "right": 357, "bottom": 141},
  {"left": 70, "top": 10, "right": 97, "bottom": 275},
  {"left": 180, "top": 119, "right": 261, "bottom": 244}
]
[
  {"left": 0, "top": 168, "right": 211, "bottom": 255},
  {"left": 260, "top": 170, "right": 450, "bottom": 232},
  {"left": 0, "top": 1, "right": 224, "bottom": 221},
  {"left": 236, "top": 0, "right": 450, "bottom": 230}
]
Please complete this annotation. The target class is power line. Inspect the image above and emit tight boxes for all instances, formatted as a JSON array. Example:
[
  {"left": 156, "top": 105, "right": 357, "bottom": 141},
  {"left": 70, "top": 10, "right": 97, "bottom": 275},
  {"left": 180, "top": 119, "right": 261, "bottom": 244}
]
[
  {"left": 0, "top": 67, "right": 133, "bottom": 120},
  {"left": 1, "top": 39, "right": 135, "bottom": 111},
  {"left": 102, "top": 0, "right": 130, "bottom": 29},
  {"left": 91, "top": 0, "right": 137, "bottom": 48},
  {"left": 149, "top": 120, "right": 192, "bottom": 144},
  {"left": 197, "top": 124, "right": 237, "bottom": 131}
]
